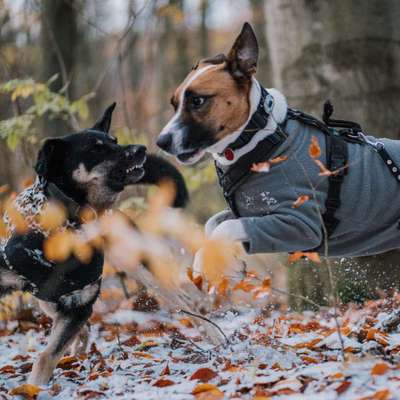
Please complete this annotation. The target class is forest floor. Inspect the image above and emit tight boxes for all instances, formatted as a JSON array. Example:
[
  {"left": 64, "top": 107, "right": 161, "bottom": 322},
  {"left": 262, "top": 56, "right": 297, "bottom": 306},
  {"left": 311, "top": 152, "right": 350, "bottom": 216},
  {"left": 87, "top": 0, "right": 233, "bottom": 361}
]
[{"left": 1, "top": 295, "right": 400, "bottom": 399}]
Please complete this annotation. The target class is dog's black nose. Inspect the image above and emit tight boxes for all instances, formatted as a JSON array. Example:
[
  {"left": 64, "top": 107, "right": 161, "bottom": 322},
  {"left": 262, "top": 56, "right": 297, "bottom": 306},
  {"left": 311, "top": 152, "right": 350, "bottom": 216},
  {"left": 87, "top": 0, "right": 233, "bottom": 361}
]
[{"left": 156, "top": 134, "right": 172, "bottom": 152}]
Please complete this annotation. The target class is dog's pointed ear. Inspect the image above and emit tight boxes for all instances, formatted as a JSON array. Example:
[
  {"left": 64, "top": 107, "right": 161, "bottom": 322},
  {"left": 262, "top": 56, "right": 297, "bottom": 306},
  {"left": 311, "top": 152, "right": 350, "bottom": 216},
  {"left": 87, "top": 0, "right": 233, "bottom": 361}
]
[
  {"left": 226, "top": 22, "right": 259, "bottom": 79},
  {"left": 35, "top": 138, "right": 65, "bottom": 180},
  {"left": 91, "top": 102, "right": 116, "bottom": 133}
]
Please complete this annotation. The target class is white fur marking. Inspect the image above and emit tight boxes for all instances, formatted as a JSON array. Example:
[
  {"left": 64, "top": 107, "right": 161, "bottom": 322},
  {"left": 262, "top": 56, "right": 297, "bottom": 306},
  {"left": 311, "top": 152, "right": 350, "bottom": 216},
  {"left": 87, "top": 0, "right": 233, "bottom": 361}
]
[{"left": 211, "top": 80, "right": 288, "bottom": 165}]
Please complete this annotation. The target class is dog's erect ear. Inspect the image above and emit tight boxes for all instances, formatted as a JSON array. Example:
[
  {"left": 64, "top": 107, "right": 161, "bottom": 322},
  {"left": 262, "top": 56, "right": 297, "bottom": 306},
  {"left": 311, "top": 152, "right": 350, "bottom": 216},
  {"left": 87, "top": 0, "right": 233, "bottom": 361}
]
[
  {"left": 35, "top": 138, "right": 65, "bottom": 179},
  {"left": 91, "top": 102, "right": 116, "bottom": 133},
  {"left": 226, "top": 22, "right": 259, "bottom": 79}
]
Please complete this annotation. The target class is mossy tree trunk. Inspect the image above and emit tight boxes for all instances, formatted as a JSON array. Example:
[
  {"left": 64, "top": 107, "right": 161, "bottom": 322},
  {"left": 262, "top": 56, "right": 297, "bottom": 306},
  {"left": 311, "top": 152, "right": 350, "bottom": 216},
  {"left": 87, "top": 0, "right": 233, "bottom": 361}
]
[{"left": 264, "top": 0, "right": 400, "bottom": 309}]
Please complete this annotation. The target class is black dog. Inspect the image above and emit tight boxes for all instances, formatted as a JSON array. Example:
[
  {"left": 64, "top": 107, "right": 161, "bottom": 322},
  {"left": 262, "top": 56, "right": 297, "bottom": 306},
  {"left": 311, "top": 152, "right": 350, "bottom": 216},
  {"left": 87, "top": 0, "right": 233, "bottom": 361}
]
[{"left": 0, "top": 103, "right": 188, "bottom": 385}]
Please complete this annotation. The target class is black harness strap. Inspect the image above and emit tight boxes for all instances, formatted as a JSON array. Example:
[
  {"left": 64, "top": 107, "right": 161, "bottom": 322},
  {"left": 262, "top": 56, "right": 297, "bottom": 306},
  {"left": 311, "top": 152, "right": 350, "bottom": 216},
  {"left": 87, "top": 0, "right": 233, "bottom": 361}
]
[{"left": 215, "top": 128, "right": 288, "bottom": 216}]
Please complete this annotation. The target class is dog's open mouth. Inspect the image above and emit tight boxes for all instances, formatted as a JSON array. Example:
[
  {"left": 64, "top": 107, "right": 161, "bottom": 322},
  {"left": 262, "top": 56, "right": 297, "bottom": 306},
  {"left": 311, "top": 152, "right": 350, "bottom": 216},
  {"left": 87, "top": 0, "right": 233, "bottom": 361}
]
[
  {"left": 177, "top": 149, "right": 205, "bottom": 165},
  {"left": 108, "top": 156, "right": 146, "bottom": 191}
]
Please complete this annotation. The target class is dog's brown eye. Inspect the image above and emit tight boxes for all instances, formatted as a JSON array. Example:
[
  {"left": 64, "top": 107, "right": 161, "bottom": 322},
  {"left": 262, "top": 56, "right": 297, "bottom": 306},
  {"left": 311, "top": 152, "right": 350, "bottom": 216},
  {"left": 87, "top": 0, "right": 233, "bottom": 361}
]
[{"left": 192, "top": 96, "right": 206, "bottom": 108}]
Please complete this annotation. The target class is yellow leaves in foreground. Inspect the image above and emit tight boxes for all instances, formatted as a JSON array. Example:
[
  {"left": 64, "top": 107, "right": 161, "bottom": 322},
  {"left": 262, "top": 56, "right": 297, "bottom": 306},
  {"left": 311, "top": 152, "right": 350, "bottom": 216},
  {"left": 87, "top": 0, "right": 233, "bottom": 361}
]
[
  {"left": 5, "top": 201, "right": 28, "bottom": 234},
  {"left": 9, "top": 383, "right": 41, "bottom": 399},
  {"left": 44, "top": 230, "right": 93, "bottom": 264},
  {"left": 36, "top": 202, "right": 66, "bottom": 231}
]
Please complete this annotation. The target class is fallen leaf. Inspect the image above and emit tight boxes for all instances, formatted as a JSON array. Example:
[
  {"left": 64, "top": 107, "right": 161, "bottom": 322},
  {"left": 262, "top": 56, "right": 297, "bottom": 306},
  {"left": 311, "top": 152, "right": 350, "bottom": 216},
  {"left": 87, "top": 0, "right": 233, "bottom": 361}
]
[
  {"left": 371, "top": 362, "right": 390, "bottom": 376},
  {"left": 161, "top": 363, "right": 170, "bottom": 376},
  {"left": 217, "top": 277, "right": 229, "bottom": 297},
  {"left": 190, "top": 367, "right": 218, "bottom": 382},
  {"left": 153, "top": 378, "right": 174, "bottom": 387},
  {"left": 192, "top": 383, "right": 223, "bottom": 399},
  {"left": 292, "top": 195, "right": 310, "bottom": 208},
  {"left": 335, "top": 380, "right": 351, "bottom": 394},
  {"left": 10, "top": 384, "right": 41, "bottom": 399},
  {"left": 359, "top": 389, "right": 390, "bottom": 400}
]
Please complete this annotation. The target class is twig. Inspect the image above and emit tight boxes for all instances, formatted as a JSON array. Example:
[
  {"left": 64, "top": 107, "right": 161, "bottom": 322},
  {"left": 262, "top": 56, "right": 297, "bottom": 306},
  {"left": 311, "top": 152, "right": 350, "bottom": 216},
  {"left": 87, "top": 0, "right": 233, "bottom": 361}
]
[
  {"left": 270, "top": 287, "right": 322, "bottom": 310},
  {"left": 179, "top": 309, "right": 230, "bottom": 345},
  {"left": 293, "top": 151, "right": 346, "bottom": 360}
]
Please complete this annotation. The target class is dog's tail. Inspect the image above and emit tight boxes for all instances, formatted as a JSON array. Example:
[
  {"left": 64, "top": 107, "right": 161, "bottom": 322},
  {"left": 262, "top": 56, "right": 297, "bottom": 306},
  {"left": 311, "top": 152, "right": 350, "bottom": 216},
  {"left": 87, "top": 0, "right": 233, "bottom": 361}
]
[{"left": 139, "top": 154, "right": 189, "bottom": 208}]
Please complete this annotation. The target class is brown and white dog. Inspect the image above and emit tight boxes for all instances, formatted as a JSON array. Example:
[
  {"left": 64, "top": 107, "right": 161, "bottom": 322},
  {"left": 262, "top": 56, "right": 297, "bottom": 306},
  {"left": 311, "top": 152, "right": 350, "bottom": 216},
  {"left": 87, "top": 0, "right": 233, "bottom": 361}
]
[{"left": 157, "top": 23, "right": 287, "bottom": 243}]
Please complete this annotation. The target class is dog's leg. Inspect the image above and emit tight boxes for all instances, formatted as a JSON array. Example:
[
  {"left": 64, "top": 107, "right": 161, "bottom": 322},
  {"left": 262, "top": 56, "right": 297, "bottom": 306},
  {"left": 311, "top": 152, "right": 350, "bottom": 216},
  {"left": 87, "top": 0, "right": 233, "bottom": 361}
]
[
  {"left": 28, "top": 305, "right": 92, "bottom": 386},
  {"left": 70, "top": 323, "right": 89, "bottom": 355}
]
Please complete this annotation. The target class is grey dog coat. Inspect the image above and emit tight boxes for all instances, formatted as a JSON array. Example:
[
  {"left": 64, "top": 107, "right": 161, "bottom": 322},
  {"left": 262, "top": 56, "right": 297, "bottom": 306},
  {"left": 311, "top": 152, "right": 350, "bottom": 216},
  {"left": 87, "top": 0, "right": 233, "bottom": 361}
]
[{"left": 218, "top": 117, "right": 400, "bottom": 258}]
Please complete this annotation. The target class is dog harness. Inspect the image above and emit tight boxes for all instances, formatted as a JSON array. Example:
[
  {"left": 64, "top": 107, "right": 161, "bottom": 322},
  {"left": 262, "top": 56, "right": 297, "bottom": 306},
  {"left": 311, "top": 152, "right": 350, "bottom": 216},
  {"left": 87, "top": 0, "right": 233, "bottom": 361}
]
[{"left": 215, "top": 86, "right": 400, "bottom": 248}]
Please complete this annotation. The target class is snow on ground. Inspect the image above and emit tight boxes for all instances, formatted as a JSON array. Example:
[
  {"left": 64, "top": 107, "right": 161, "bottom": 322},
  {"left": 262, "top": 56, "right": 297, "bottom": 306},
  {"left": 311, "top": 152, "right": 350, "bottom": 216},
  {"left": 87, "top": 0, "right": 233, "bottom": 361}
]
[{"left": 1, "top": 297, "right": 400, "bottom": 399}]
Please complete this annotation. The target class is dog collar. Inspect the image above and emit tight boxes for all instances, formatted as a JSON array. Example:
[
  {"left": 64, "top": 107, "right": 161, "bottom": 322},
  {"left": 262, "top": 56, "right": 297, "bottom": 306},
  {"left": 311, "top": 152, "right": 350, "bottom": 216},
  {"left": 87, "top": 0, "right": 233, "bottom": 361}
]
[{"left": 219, "top": 85, "right": 274, "bottom": 162}]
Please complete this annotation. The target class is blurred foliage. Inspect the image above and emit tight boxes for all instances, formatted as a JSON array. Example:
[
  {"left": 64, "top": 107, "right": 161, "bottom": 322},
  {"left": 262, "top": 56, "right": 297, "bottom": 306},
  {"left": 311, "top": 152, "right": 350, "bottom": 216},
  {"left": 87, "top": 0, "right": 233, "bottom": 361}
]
[{"left": 0, "top": 75, "right": 93, "bottom": 149}]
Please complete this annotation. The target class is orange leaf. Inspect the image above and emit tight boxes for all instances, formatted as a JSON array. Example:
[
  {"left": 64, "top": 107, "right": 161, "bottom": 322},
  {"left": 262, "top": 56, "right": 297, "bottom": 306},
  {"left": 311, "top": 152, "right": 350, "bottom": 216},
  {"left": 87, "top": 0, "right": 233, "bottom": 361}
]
[
  {"left": 192, "top": 383, "right": 223, "bottom": 399},
  {"left": 217, "top": 277, "right": 229, "bottom": 297},
  {"left": 190, "top": 368, "right": 218, "bottom": 383},
  {"left": 309, "top": 136, "right": 321, "bottom": 159},
  {"left": 251, "top": 161, "right": 270, "bottom": 173},
  {"left": 233, "top": 279, "right": 256, "bottom": 293},
  {"left": 153, "top": 378, "right": 174, "bottom": 387},
  {"left": 269, "top": 155, "right": 288, "bottom": 164},
  {"left": 9, "top": 384, "right": 42, "bottom": 399},
  {"left": 371, "top": 362, "right": 390, "bottom": 376},
  {"left": 359, "top": 389, "right": 390, "bottom": 400},
  {"left": 292, "top": 195, "right": 310, "bottom": 208}
]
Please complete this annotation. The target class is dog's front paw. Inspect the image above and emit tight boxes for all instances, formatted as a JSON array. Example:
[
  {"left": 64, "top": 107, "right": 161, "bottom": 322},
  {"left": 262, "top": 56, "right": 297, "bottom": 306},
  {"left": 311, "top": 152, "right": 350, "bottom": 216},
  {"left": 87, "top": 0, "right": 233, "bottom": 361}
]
[
  {"left": 211, "top": 219, "right": 248, "bottom": 242},
  {"left": 205, "top": 209, "right": 235, "bottom": 237}
]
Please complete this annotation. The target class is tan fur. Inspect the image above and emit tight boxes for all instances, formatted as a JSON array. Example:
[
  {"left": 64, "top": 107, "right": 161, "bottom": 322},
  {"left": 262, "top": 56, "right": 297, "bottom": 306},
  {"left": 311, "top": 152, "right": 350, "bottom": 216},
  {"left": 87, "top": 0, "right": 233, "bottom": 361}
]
[{"left": 172, "top": 62, "right": 252, "bottom": 140}]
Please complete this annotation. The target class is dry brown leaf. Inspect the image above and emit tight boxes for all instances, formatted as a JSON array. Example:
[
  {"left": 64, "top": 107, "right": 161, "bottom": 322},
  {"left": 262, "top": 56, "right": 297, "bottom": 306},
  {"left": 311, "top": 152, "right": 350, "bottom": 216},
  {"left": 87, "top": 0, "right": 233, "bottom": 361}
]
[
  {"left": 43, "top": 230, "right": 74, "bottom": 262},
  {"left": 250, "top": 161, "right": 270, "bottom": 173},
  {"left": 371, "top": 362, "right": 390, "bottom": 376},
  {"left": 160, "top": 363, "right": 170, "bottom": 376},
  {"left": 153, "top": 378, "right": 174, "bottom": 387},
  {"left": 309, "top": 135, "right": 321, "bottom": 159},
  {"left": 10, "top": 383, "right": 42, "bottom": 399},
  {"left": 335, "top": 380, "right": 351, "bottom": 394},
  {"left": 190, "top": 367, "right": 218, "bottom": 383},
  {"left": 292, "top": 195, "right": 310, "bottom": 208}
]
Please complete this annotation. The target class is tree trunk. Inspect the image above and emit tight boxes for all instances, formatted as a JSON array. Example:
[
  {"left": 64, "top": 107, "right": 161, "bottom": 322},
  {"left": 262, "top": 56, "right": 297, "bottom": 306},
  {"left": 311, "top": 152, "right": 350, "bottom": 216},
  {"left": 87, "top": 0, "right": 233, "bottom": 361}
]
[
  {"left": 40, "top": 0, "right": 78, "bottom": 136},
  {"left": 265, "top": 0, "right": 400, "bottom": 309}
]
